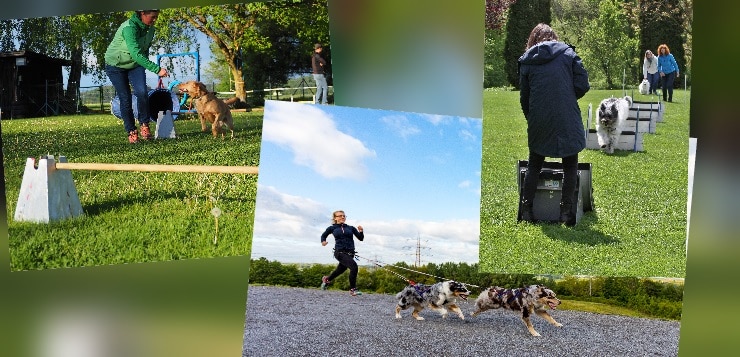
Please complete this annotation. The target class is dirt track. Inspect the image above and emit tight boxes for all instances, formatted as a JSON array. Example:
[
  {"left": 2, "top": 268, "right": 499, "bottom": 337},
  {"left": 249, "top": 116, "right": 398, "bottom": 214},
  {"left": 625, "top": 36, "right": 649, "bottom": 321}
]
[{"left": 242, "top": 285, "right": 680, "bottom": 356}]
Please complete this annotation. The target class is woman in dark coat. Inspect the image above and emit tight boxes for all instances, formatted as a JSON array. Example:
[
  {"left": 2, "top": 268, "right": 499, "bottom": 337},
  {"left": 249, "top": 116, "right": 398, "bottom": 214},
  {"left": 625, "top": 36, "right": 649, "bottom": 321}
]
[{"left": 518, "top": 23, "right": 590, "bottom": 226}]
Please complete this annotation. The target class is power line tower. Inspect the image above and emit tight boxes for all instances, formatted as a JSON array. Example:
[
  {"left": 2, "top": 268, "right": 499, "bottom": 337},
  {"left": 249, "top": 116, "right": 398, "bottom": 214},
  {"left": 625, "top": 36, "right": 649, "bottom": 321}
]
[
  {"left": 402, "top": 233, "right": 431, "bottom": 267},
  {"left": 414, "top": 234, "right": 422, "bottom": 267}
]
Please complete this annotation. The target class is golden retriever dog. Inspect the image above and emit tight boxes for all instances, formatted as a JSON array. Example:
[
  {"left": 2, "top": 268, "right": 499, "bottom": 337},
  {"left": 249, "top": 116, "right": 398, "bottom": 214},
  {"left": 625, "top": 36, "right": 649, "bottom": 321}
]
[{"left": 177, "top": 80, "right": 237, "bottom": 138}]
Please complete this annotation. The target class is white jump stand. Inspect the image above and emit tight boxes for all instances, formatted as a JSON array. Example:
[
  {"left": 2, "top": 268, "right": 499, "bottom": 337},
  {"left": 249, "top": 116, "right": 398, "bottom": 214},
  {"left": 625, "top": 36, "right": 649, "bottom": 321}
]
[
  {"left": 155, "top": 110, "right": 177, "bottom": 139},
  {"left": 586, "top": 129, "right": 644, "bottom": 152},
  {"left": 585, "top": 103, "right": 645, "bottom": 152},
  {"left": 14, "top": 155, "right": 84, "bottom": 223}
]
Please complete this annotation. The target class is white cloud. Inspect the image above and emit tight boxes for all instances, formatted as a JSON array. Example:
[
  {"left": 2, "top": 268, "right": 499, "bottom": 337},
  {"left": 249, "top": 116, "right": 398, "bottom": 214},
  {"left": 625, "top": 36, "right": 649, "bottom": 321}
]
[
  {"left": 381, "top": 114, "right": 421, "bottom": 139},
  {"left": 262, "top": 101, "right": 376, "bottom": 180},
  {"left": 421, "top": 113, "right": 449, "bottom": 125},
  {"left": 252, "top": 185, "right": 479, "bottom": 265}
]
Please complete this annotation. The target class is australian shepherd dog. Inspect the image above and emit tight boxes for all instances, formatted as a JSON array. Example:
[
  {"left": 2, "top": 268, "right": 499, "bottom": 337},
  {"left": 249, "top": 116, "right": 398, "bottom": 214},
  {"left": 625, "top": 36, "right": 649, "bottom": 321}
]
[
  {"left": 471, "top": 284, "right": 562, "bottom": 336},
  {"left": 394, "top": 280, "right": 470, "bottom": 321}
]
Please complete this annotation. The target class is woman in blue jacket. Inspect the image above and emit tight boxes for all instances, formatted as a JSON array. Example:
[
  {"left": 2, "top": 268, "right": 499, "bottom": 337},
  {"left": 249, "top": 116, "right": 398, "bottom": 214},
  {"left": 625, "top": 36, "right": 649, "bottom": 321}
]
[
  {"left": 320, "top": 210, "right": 364, "bottom": 296},
  {"left": 657, "top": 44, "right": 680, "bottom": 102},
  {"left": 518, "top": 23, "right": 590, "bottom": 226}
]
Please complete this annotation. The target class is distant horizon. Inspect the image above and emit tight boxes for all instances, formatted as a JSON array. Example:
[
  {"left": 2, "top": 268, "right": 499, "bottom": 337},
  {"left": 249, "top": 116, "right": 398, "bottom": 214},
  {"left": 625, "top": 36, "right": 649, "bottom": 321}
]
[{"left": 250, "top": 100, "right": 482, "bottom": 266}]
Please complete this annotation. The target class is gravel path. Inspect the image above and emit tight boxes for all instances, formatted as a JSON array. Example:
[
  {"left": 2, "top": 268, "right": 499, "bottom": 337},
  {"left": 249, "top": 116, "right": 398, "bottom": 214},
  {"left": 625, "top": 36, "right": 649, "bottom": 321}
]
[{"left": 242, "top": 285, "right": 680, "bottom": 357}]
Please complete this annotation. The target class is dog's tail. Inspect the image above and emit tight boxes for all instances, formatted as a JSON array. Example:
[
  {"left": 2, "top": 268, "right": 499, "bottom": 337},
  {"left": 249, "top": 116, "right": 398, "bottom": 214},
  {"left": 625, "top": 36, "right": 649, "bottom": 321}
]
[
  {"left": 624, "top": 95, "right": 633, "bottom": 108},
  {"left": 223, "top": 97, "right": 240, "bottom": 106}
]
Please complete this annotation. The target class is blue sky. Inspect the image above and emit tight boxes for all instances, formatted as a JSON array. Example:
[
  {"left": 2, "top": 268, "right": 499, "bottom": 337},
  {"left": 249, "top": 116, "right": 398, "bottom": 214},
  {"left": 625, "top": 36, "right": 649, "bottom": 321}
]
[{"left": 251, "top": 100, "right": 482, "bottom": 265}]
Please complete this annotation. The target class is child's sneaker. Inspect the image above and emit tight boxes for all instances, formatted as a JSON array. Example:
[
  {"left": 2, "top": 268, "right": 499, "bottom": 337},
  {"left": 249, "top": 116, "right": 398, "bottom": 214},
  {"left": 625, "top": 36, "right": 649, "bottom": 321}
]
[
  {"left": 140, "top": 122, "right": 152, "bottom": 140},
  {"left": 128, "top": 130, "right": 139, "bottom": 143},
  {"left": 349, "top": 288, "right": 362, "bottom": 296},
  {"left": 320, "top": 276, "right": 330, "bottom": 290}
]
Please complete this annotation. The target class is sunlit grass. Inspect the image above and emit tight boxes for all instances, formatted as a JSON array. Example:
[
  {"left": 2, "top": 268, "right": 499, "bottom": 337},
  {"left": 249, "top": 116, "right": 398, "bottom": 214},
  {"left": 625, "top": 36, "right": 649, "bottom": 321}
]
[
  {"left": 480, "top": 88, "right": 689, "bottom": 278},
  {"left": 3, "top": 111, "right": 262, "bottom": 271}
]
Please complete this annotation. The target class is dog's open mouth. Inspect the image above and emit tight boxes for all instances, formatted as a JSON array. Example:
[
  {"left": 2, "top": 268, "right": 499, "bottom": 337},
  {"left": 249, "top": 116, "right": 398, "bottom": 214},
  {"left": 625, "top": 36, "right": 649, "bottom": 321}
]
[
  {"left": 548, "top": 300, "right": 559, "bottom": 309},
  {"left": 458, "top": 292, "right": 470, "bottom": 301}
]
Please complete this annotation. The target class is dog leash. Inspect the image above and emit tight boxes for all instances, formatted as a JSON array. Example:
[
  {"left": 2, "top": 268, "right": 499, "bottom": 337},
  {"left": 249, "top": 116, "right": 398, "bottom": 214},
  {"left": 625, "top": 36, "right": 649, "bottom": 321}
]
[
  {"left": 352, "top": 253, "right": 481, "bottom": 289},
  {"left": 336, "top": 251, "right": 417, "bottom": 285}
]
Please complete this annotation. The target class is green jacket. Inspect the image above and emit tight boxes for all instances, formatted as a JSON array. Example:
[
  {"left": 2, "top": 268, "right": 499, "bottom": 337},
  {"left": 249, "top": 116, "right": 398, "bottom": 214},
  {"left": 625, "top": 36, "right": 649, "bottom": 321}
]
[{"left": 104, "top": 13, "right": 160, "bottom": 73}]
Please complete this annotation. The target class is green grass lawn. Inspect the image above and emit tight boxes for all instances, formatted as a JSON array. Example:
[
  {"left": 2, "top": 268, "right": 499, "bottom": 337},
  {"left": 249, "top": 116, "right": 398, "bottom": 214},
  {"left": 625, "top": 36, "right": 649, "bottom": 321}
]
[
  {"left": 3, "top": 110, "right": 262, "bottom": 271},
  {"left": 480, "top": 89, "right": 689, "bottom": 278}
]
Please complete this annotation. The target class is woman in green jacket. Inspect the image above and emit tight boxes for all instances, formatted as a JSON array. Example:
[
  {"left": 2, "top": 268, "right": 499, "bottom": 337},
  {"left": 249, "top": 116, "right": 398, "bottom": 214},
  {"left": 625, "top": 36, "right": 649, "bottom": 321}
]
[{"left": 104, "top": 9, "right": 168, "bottom": 143}]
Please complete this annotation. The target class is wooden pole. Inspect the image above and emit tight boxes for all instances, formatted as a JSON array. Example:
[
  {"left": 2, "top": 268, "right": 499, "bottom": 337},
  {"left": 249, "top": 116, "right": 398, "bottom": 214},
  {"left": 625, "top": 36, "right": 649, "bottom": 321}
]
[{"left": 55, "top": 162, "right": 258, "bottom": 175}]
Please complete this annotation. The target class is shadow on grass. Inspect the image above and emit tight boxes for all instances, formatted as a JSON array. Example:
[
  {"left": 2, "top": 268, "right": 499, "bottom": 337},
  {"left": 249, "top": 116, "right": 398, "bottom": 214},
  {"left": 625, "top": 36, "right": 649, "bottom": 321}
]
[
  {"left": 589, "top": 148, "right": 649, "bottom": 157},
  {"left": 81, "top": 193, "right": 248, "bottom": 217},
  {"left": 538, "top": 212, "right": 619, "bottom": 246}
]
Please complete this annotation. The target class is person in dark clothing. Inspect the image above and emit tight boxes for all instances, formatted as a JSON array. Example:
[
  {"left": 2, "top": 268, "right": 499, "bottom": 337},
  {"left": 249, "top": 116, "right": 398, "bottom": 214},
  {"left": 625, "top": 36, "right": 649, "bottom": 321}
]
[
  {"left": 518, "top": 23, "right": 590, "bottom": 226},
  {"left": 320, "top": 210, "right": 364, "bottom": 296},
  {"left": 311, "top": 43, "right": 329, "bottom": 105}
]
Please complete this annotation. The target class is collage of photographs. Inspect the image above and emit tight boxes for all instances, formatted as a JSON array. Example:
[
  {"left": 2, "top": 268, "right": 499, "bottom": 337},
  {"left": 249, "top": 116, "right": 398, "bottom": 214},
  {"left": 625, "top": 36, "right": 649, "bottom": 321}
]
[{"left": 1, "top": 0, "right": 730, "bottom": 356}]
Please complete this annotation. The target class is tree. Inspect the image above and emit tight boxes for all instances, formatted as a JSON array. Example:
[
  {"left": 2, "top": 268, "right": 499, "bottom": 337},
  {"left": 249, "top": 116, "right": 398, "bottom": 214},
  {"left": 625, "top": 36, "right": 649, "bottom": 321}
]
[
  {"left": 486, "top": 0, "right": 517, "bottom": 31},
  {"left": 484, "top": 0, "right": 517, "bottom": 88},
  {"left": 159, "top": 1, "right": 329, "bottom": 106},
  {"left": 158, "top": 5, "right": 255, "bottom": 103},
  {"left": 67, "top": 12, "right": 132, "bottom": 99},
  {"left": 550, "top": 0, "right": 600, "bottom": 47},
  {"left": 639, "top": 0, "right": 689, "bottom": 86},
  {"left": 503, "top": 0, "right": 551, "bottom": 88},
  {"left": 580, "top": 0, "right": 639, "bottom": 89},
  {"left": 0, "top": 19, "right": 16, "bottom": 51},
  {"left": 2, "top": 12, "right": 156, "bottom": 105}
]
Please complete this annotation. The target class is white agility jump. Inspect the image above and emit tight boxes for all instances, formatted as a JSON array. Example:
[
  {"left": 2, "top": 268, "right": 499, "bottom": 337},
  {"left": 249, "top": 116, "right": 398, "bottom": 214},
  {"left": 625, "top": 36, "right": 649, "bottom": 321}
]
[{"left": 14, "top": 155, "right": 258, "bottom": 223}]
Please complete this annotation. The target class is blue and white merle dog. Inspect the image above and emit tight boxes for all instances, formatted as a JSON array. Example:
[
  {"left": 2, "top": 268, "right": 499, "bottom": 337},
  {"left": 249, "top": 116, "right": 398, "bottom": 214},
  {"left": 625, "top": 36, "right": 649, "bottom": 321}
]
[
  {"left": 394, "top": 280, "right": 470, "bottom": 321},
  {"left": 471, "top": 284, "right": 563, "bottom": 336}
]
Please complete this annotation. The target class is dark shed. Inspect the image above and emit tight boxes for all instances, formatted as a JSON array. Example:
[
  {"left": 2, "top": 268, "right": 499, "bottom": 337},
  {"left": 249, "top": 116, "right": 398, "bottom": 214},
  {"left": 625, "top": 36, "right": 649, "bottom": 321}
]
[{"left": 0, "top": 50, "right": 73, "bottom": 118}]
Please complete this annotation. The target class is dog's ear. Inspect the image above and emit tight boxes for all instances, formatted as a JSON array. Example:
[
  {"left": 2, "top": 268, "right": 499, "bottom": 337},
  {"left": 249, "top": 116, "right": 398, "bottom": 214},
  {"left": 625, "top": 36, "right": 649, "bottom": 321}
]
[{"left": 196, "top": 82, "right": 208, "bottom": 95}]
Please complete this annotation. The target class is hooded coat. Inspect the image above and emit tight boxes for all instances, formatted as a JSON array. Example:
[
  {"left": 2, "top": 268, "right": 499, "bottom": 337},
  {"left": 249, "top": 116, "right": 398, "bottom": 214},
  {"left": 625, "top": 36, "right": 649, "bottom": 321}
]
[{"left": 518, "top": 40, "right": 590, "bottom": 158}]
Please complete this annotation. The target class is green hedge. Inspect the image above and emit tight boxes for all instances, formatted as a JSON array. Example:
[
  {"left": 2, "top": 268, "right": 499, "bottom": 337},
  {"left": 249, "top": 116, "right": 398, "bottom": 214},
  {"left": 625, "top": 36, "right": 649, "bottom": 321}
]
[{"left": 248, "top": 258, "right": 683, "bottom": 320}]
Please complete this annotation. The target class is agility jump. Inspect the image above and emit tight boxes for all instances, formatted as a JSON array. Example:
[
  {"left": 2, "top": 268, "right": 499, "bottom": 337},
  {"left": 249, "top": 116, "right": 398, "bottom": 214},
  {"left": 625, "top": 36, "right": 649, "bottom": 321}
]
[{"left": 14, "top": 155, "right": 258, "bottom": 223}]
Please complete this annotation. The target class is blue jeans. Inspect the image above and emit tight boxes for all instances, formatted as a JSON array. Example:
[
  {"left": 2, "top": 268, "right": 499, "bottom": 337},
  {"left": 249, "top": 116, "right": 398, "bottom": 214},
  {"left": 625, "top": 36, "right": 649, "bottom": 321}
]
[
  {"left": 313, "top": 73, "right": 328, "bottom": 104},
  {"left": 105, "top": 64, "right": 149, "bottom": 133},
  {"left": 661, "top": 71, "right": 676, "bottom": 101},
  {"left": 647, "top": 72, "right": 660, "bottom": 94}
]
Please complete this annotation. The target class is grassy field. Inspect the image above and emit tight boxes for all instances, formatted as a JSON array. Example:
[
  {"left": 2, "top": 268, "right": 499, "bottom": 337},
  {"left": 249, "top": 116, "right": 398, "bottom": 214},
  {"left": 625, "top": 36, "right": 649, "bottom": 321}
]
[
  {"left": 558, "top": 299, "right": 654, "bottom": 319},
  {"left": 3, "top": 110, "right": 262, "bottom": 271},
  {"left": 480, "top": 88, "right": 689, "bottom": 278}
]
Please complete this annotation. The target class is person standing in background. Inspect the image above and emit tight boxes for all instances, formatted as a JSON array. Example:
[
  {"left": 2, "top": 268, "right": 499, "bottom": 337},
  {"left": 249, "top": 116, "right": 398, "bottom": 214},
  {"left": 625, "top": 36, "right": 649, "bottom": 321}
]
[
  {"left": 643, "top": 50, "right": 659, "bottom": 95},
  {"left": 105, "top": 9, "right": 169, "bottom": 144},
  {"left": 657, "top": 44, "right": 680, "bottom": 102},
  {"left": 312, "top": 43, "right": 329, "bottom": 105}
]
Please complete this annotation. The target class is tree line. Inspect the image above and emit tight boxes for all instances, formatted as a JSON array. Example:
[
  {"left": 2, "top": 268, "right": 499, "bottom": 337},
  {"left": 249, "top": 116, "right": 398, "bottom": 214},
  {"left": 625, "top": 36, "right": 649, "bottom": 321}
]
[
  {"left": 0, "top": 1, "right": 329, "bottom": 106},
  {"left": 249, "top": 257, "right": 684, "bottom": 320},
  {"left": 485, "top": 0, "right": 692, "bottom": 89}
]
